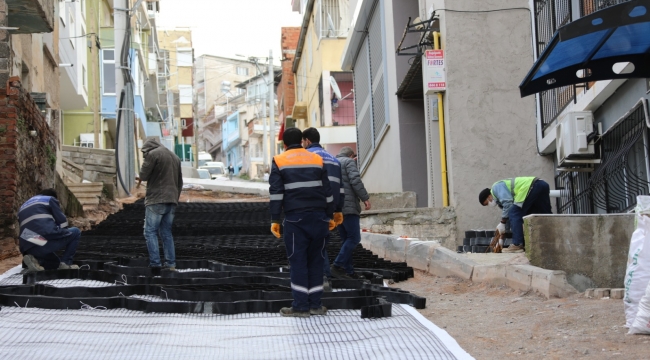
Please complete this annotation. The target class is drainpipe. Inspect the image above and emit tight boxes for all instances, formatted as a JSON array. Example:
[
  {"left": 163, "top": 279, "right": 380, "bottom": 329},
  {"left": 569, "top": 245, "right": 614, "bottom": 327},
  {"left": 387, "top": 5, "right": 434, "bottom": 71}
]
[{"left": 433, "top": 31, "right": 449, "bottom": 207}]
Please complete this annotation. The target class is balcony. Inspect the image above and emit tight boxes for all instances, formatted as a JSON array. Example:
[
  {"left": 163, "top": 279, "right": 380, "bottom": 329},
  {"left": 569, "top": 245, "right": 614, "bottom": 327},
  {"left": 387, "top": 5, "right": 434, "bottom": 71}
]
[{"left": 7, "top": 0, "right": 55, "bottom": 34}]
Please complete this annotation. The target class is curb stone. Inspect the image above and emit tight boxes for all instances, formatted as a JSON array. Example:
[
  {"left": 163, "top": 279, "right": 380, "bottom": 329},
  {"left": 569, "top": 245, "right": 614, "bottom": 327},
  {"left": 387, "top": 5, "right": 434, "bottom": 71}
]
[{"left": 361, "top": 232, "right": 579, "bottom": 298}]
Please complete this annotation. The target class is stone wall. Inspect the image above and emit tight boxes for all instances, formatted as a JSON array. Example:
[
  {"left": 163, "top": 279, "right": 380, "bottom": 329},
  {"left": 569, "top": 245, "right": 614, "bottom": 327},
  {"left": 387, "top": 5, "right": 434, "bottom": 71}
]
[
  {"left": 524, "top": 214, "right": 633, "bottom": 291},
  {"left": 0, "top": 78, "right": 57, "bottom": 259},
  {"left": 360, "top": 207, "right": 457, "bottom": 250},
  {"left": 61, "top": 145, "right": 116, "bottom": 187}
]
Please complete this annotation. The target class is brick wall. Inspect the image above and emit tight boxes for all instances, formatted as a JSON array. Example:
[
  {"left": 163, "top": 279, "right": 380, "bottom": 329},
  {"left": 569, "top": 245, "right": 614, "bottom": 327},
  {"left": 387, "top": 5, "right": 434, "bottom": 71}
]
[
  {"left": 278, "top": 27, "right": 300, "bottom": 121},
  {"left": 0, "top": 77, "right": 57, "bottom": 259}
]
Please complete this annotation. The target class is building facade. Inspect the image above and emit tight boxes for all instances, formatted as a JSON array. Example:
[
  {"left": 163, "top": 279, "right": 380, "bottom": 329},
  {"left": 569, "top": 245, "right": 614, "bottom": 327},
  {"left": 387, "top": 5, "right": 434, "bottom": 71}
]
[{"left": 291, "top": 0, "right": 357, "bottom": 155}]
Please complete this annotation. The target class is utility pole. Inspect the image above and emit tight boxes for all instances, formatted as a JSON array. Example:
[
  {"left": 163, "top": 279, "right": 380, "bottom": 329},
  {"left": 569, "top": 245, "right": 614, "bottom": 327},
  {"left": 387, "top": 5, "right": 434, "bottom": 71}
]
[
  {"left": 268, "top": 49, "right": 275, "bottom": 163},
  {"left": 91, "top": 3, "right": 100, "bottom": 149}
]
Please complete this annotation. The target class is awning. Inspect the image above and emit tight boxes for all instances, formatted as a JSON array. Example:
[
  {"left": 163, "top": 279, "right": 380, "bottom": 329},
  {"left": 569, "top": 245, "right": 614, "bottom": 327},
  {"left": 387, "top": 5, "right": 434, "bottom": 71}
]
[
  {"left": 396, "top": 57, "right": 424, "bottom": 100},
  {"left": 519, "top": 0, "right": 650, "bottom": 97}
]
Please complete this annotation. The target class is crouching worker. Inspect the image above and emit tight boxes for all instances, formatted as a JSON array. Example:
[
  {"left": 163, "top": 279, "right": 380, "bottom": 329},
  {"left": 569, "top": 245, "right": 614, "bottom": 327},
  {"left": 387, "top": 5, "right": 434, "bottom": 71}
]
[
  {"left": 18, "top": 189, "right": 81, "bottom": 271},
  {"left": 269, "top": 127, "right": 336, "bottom": 317}
]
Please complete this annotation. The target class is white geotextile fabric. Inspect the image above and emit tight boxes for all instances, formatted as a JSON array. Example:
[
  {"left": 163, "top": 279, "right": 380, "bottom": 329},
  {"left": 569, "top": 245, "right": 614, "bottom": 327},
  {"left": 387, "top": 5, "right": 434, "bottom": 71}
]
[{"left": 0, "top": 305, "right": 473, "bottom": 360}]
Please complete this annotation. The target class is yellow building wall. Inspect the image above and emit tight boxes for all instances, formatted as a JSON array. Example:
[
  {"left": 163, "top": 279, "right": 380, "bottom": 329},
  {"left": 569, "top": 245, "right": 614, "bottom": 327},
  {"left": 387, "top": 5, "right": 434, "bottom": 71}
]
[{"left": 295, "top": 16, "right": 347, "bottom": 131}]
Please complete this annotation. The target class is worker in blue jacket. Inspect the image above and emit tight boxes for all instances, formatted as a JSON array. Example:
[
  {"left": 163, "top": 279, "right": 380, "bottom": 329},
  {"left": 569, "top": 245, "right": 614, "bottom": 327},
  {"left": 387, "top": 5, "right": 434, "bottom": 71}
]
[
  {"left": 269, "top": 127, "right": 336, "bottom": 317},
  {"left": 302, "top": 127, "right": 344, "bottom": 289},
  {"left": 17, "top": 189, "right": 81, "bottom": 271}
]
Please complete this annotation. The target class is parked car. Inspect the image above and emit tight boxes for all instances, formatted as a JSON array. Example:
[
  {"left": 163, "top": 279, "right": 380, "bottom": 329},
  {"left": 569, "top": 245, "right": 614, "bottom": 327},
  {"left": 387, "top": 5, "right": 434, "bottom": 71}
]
[
  {"left": 196, "top": 168, "right": 211, "bottom": 180},
  {"left": 199, "top": 164, "right": 227, "bottom": 180}
]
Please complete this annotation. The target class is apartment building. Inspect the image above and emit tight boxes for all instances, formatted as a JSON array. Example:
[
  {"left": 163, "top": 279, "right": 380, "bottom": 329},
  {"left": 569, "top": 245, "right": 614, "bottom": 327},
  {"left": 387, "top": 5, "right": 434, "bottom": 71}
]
[
  {"left": 341, "top": 0, "right": 554, "bottom": 245},
  {"left": 291, "top": 0, "right": 357, "bottom": 155}
]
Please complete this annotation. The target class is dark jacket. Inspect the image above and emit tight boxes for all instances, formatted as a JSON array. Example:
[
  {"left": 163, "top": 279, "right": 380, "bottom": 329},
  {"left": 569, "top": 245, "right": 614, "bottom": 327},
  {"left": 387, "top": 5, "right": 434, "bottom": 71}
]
[
  {"left": 268, "top": 145, "right": 335, "bottom": 222},
  {"left": 337, "top": 154, "right": 369, "bottom": 215},
  {"left": 18, "top": 195, "right": 70, "bottom": 253},
  {"left": 139, "top": 138, "right": 183, "bottom": 206},
  {"left": 306, "top": 143, "right": 344, "bottom": 212}
]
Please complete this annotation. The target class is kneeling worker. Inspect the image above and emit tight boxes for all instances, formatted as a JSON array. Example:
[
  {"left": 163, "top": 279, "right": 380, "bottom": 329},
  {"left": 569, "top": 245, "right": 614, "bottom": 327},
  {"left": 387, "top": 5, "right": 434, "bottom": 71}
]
[
  {"left": 479, "top": 177, "right": 552, "bottom": 253},
  {"left": 269, "top": 127, "right": 336, "bottom": 317},
  {"left": 18, "top": 189, "right": 81, "bottom": 271}
]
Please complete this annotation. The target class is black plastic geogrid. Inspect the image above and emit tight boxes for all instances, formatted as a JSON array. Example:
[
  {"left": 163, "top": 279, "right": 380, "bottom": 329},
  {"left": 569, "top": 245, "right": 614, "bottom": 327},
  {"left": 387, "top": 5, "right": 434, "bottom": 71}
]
[{"left": 1, "top": 201, "right": 424, "bottom": 316}]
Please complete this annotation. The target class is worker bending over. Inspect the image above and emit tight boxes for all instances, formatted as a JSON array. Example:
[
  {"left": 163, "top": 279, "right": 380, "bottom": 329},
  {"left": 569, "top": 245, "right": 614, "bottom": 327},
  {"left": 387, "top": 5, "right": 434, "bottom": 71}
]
[
  {"left": 269, "top": 127, "right": 335, "bottom": 317},
  {"left": 479, "top": 177, "right": 552, "bottom": 253}
]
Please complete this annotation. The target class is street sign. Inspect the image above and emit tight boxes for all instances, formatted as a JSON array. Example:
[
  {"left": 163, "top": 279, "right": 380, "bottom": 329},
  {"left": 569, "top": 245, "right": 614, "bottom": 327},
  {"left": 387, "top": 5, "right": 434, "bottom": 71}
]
[{"left": 424, "top": 50, "right": 446, "bottom": 94}]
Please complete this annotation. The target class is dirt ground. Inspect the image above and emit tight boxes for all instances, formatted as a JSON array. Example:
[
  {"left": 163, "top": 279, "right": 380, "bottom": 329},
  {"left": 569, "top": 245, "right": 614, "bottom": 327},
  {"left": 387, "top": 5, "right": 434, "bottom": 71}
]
[{"left": 393, "top": 270, "right": 650, "bottom": 359}]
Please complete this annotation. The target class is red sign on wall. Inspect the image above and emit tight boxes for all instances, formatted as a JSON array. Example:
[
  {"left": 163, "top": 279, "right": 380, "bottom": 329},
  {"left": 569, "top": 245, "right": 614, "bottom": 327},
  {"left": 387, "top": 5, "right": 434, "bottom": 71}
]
[{"left": 181, "top": 118, "right": 194, "bottom": 137}]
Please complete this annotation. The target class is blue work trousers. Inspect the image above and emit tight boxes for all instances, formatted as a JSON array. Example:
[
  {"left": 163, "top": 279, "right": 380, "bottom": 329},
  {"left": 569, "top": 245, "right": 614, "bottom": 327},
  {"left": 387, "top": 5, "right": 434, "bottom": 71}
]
[
  {"left": 510, "top": 180, "right": 552, "bottom": 246},
  {"left": 283, "top": 211, "right": 330, "bottom": 311},
  {"left": 334, "top": 214, "right": 361, "bottom": 274},
  {"left": 25, "top": 227, "right": 81, "bottom": 270},
  {"left": 144, "top": 203, "right": 177, "bottom": 268}
]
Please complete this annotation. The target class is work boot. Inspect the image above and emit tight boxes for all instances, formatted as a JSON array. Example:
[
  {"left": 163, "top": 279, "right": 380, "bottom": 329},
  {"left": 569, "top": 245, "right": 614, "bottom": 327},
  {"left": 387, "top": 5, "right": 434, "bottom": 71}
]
[
  {"left": 58, "top": 263, "right": 80, "bottom": 270},
  {"left": 330, "top": 265, "right": 352, "bottom": 279},
  {"left": 22, "top": 254, "right": 44, "bottom": 272},
  {"left": 323, "top": 276, "right": 332, "bottom": 292},
  {"left": 348, "top": 272, "right": 366, "bottom": 280},
  {"left": 503, "top": 244, "right": 524, "bottom": 253},
  {"left": 279, "top": 307, "right": 310, "bottom": 318},
  {"left": 310, "top": 306, "right": 328, "bottom": 315}
]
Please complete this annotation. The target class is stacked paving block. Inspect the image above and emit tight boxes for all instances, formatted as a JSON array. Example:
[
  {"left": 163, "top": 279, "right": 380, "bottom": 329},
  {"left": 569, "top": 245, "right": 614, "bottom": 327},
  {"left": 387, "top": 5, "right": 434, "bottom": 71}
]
[{"left": 457, "top": 230, "right": 513, "bottom": 253}]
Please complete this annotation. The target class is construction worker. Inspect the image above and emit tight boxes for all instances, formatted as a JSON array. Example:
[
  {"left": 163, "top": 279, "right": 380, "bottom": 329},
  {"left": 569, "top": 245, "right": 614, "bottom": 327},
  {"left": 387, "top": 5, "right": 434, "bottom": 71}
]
[
  {"left": 479, "top": 177, "right": 552, "bottom": 253},
  {"left": 269, "top": 127, "right": 336, "bottom": 317},
  {"left": 302, "top": 127, "right": 344, "bottom": 291},
  {"left": 137, "top": 137, "right": 183, "bottom": 271},
  {"left": 18, "top": 189, "right": 81, "bottom": 271}
]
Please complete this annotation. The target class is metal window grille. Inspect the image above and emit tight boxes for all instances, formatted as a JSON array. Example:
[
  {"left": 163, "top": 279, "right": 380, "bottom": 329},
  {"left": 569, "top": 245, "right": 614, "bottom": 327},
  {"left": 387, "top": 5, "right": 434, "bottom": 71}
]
[
  {"left": 580, "top": 0, "right": 631, "bottom": 16},
  {"left": 533, "top": 0, "right": 574, "bottom": 132},
  {"left": 555, "top": 103, "right": 650, "bottom": 214},
  {"left": 368, "top": 10, "right": 387, "bottom": 142},
  {"left": 353, "top": 38, "right": 373, "bottom": 167},
  {"left": 316, "top": 0, "right": 350, "bottom": 38}
]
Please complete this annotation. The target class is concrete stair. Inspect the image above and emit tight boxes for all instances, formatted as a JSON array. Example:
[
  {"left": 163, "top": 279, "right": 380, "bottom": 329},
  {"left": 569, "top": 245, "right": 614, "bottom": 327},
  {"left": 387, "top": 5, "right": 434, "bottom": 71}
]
[{"left": 66, "top": 182, "right": 103, "bottom": 210}]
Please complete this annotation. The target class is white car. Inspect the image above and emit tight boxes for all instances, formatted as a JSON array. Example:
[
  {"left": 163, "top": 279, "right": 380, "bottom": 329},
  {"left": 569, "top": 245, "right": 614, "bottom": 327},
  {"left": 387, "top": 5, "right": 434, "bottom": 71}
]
[
  {"left": 196, "top": 169, "right": 211, "bottom": 180},
  {"left": 199, "top": 165, "right": 227, "bottom": 180}
]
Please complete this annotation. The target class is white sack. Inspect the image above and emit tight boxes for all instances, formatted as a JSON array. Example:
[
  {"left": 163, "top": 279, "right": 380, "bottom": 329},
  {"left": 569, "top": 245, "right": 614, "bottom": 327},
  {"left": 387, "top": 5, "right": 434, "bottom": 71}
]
[
  {"left": 629, "top": 280, "right": 650, "bottom": 334},
  {"left": 624, "top": 196, "right": 650, "bottom": 328}
]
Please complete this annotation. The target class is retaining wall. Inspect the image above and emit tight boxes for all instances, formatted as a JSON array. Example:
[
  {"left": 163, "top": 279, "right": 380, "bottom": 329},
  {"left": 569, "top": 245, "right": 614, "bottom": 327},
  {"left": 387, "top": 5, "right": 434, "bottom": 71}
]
[{"left": 61, "top": 145, "right": 116, "bottom": 187}]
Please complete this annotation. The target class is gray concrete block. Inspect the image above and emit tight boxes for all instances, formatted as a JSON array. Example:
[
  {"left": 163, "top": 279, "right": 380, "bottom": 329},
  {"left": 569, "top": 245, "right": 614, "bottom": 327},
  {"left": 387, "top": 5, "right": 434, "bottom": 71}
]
[
  {"left": 610, "top": 288, "right": 624, "bottom": 299},
  {"left": 594, "top": 288, "right": 610, "bottom": 299},
  {"left": 530, "top": 267, "right": 578, "bottom": 298},
  {"left": 360, "top": 233, "right": 391, "bottom": 258},
  {"left": 505, "top": 265, "right": 534, "bottom": 292},
  {"left": 384, "top": 237, "right": 408, "bottom": 263},
  {"left": 406, "top": 240, "right": 439, "bottom": 272},
  {"left": 584, "top": 288, "right": 594, "bottom": 298},
  {"left": 428, "top": 247, "right": 476, "bottom": 280},
  {"left": 472, "top": 264, "right": 507, "bottom": 285}
]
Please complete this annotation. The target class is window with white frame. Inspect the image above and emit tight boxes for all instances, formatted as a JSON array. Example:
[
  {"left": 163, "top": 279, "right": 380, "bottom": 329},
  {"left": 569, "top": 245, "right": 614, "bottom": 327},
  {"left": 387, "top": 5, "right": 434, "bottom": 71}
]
[
  {"left": 177, "top": 49, "right": 192, "bottom": 67},
  {"left": 102, "top": 49, "right": 116, "bottom": 95},
  {"left": 236, "top": 66, "right": 249, "bottom": 76},
  {"left": 179, "top": 85, "right": 193, "bottom": 104},
  {"left": 314, "top": 0, "right": 350, "bottom": 39}
]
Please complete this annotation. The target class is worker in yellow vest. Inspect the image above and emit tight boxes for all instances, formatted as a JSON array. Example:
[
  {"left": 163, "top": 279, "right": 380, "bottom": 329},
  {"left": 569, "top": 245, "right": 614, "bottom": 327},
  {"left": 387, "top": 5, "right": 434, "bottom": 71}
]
[{"left": 478, "top": 177, "right": 551, "bottom": 253}]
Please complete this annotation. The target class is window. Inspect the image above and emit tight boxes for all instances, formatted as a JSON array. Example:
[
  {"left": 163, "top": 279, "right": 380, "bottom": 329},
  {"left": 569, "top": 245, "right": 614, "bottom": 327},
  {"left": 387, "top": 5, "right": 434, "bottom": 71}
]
[
  {"left": 179, "top": 85, "right": 193, "bottom": 104},
  {"left": 315, "top": 0, "right": 350, "bottom": 38},
  {"left": 177, "top": 49, "right": 192, "bottom": 67},
  {"left": 236, "top": 66, "right": 249, "bottom": 76},
  {"left": 102, "top": 50, "right": 116, "bottom": 95},
  {"left": 236, "top": 88, "right": 246, "bottom": 96}
]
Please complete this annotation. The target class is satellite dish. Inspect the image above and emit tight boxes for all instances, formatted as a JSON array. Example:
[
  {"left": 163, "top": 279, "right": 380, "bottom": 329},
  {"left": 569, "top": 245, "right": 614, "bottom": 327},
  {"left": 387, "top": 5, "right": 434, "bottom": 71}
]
[{"left": 330, "top": 76, "right": 342, "bottom": 100}]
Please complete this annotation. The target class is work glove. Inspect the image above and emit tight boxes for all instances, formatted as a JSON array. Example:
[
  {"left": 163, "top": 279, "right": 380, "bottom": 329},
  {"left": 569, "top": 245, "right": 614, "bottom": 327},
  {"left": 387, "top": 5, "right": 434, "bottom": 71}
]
[
  {"left": 271, "top": 223, "right": 281, "bottom": 239},
  {"left": 333, "top": 212, "right": 344, "bottom": 226},
  {"left": 496, "top": 222, "right": 506, "bottom": 235},
  {"left": 329, "top": 220, "right": 337, "bottom": 231}
]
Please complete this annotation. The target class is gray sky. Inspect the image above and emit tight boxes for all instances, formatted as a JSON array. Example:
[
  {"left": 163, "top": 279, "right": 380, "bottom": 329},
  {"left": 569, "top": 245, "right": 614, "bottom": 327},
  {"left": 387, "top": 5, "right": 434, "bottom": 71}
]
[{"left": 157, "top": 0, "right": 303, "bottom": 63}]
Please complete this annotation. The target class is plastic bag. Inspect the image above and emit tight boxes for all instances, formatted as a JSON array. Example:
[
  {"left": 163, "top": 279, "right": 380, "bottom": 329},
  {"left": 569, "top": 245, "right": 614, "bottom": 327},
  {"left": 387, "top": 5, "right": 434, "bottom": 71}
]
[
  {"left": 629, "top": 280, "right": 650, "bottom": 334},
  {"left": 624, "top": 196, "right": 650, "bottom": 328}
]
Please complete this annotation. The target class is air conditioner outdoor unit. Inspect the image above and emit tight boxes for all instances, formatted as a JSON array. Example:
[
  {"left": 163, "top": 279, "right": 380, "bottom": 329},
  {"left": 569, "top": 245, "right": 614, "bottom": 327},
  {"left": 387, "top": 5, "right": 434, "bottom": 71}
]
[{"left": 556, "top": 111, "right": 596, "bottom": 166}]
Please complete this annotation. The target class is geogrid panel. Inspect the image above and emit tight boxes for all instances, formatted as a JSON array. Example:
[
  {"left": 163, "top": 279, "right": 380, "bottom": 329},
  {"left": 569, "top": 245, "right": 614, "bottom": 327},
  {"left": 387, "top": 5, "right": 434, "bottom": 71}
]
[{"left": 0, "top": 305, "right": 472, "bottom": 360}]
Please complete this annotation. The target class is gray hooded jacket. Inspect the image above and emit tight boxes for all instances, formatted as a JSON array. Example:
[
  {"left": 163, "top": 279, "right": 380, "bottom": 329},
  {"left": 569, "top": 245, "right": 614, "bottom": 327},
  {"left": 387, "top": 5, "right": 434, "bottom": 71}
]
[
  {"left": 139, "top": 138, "right": 183, "bottom": 206},
  {"left": 336, "top": 154, "right": 369, "bottom": 215}
]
